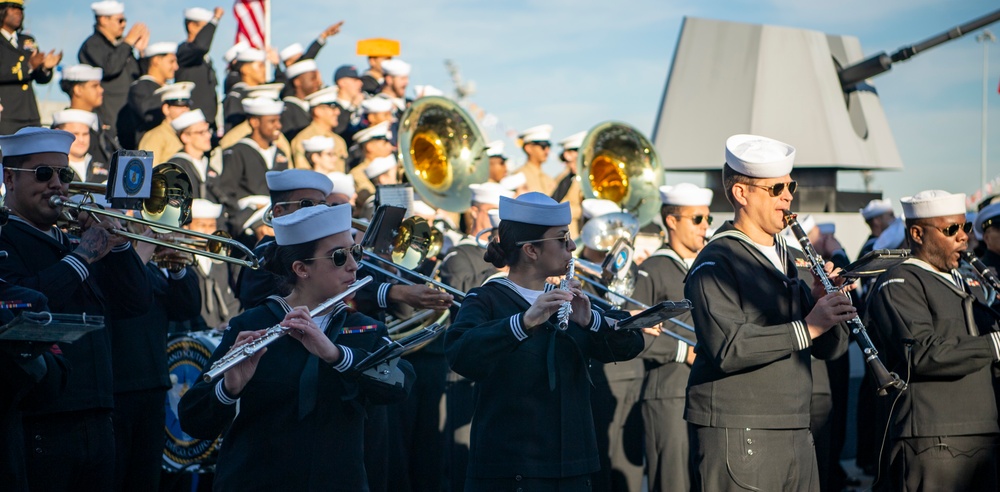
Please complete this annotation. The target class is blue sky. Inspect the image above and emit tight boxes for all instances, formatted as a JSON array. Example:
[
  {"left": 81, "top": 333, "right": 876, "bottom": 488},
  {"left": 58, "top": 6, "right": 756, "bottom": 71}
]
[{"left": 20, "top": 0, "right": 1000, "bottom": 206}]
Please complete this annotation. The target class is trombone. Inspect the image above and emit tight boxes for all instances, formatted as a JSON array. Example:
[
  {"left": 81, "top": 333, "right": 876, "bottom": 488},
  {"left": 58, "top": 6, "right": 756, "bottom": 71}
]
[{"left": 53, "top": 164, "right": 260, "bottom": 269}]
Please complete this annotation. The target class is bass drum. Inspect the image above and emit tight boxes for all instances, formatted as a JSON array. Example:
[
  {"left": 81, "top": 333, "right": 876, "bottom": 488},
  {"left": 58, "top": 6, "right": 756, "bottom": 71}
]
[{"left": 163, "top": 331, "right": 223, "bottom": 473}]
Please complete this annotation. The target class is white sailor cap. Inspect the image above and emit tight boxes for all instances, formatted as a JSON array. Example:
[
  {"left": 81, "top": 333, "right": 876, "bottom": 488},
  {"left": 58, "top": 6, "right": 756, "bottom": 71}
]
[
  {"left": 155, "top": 81, "right": 195, "bottom": 102},
  {"left": 242, "top": 97, "right": 284, "bottom": 116},
  {"left": 860, "top": 198, "right": 894, "bottom": 220},
  {"left": 725, "top": 134, "right": 795, "bottom": 178},
  {"left": 411, "top": 199, "right": 435, "bottom": 218},
  {"left": 302, "top": 136, "right": 335, "bottom": 153},
  {"left": 582, "top": 199, "right": 622, "bottom": 220},
  {"left": 91, "top": 1, "right": 124, "bottom": 16},
  {"left": 519, "top": 124, "right": 553, "bottom": 145},
  {"left": 223, "top": 41, "right": 250, "bottom": 63},
  {"left": 244, "top": 83, "right": 285, "bottom": 100},
  {"left": 488, "top": 209, "right": 501, "bottom": 228},
  {"left": 279, "top": 43, "right": 304, "bottom": 62},
  {"left": 0, "top": 127, "right": 74, "bottom": 157},
  {"left": 305, "top": 86, "right": 339, "bottom": 107},
  {"left": 486, "top": 140, "right": 506, "bottom": 158},
  {"left": 143, "top": 42, "right": 177, "bottom": 58},
  {"left": 327, "top": 172, "right": 355, "bottom": 197},
  {"left": 171, "top": 109, "right": 206, "bottom": 132},
  {"left": 361, "top": 97, "right": 395, "bottom": 115},
  {"left": 51, "top": 109, "right": 99, "bottom": 132},
  {"left": 976, "top": 202, "right": 1000, "bottom": 236},
  {"left": 873, "top": 217, "right": 906, "bottom": 250},
  {"left": 62, "top": 64, "right": 103, "bottom": 82},
  {"left": 236, "top": 48, "right": 266, "bottom": 63},
  {"left": 381, "top": 59, "right": 411, "bottom": 77},
  {"left": 499, "top": 172, "right": 526, "bottom": 191},
  {"left": 499, "top": 192, "right": 571, "bottom": 226},
  {"left": 414, "top": 85, "right": 443, "bottom": 98},
  {"left": 353, "top": 121, "right": 391, "bottom": 143},
  {"left": 273, "top": 203, "right": 353, "bottom": 246},
  {"left": 364, "top": 156, "right": 397, "bottom": 179},
  {"left": 469, "top": 182, "right": 513, "bottom": 206},
  {"left": 659, "top": 183, "right": 713, "bottom": 207},
  {"left": 265, "top": 169, "right": 333, "bottom": 195},
  {"left": 900, "top": 190, "right": 967, "bottom": 219},
  {"left": 184, "top": 7, "right": 214, "bottom": 22},
  {"left": 285, "top": 59, "right": 318, "bottom": 80},
  {"left": 559, "top": 131, "right": 586, "bottom": 151},
  {"left": 238, "top": 195, "right": 270, "bottom": 210},
  {"left": 242, "top": 206, "right": 269, "bottom": 233},
  {"left": 191, "top": 198, "right": 223, "bottom": 219}
]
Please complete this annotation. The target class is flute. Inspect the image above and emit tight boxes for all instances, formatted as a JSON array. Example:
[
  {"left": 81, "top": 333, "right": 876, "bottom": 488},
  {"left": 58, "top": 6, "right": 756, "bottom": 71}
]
[
  {"left": 557, "top": 259, "right": 575, "bottom": 331},
  {"left": 202, "top": 276, "right": 373, "bottom": 382},
  {"left": 783, "top": 211, "right": 905, "bottom": 396}
]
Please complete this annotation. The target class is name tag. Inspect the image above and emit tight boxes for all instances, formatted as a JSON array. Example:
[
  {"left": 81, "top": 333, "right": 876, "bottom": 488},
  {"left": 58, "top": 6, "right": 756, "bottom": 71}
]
[{"left": 341, "top": 324, "right": 378, "bottom": 335}]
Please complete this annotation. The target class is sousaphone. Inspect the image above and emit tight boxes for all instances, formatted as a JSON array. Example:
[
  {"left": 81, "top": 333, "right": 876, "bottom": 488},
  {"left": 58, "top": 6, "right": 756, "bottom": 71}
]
[{"left": 578, "top": 122, "right": 664, "bottom": 227}]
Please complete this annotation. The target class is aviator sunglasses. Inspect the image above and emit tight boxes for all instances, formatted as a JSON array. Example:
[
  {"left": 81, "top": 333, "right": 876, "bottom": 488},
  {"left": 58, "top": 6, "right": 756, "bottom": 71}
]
[
  {"left": 670, "top": 214, "right": 713, "bottom": 226},
  {"left": 304, "top": 244, "right": 364, "bottom": 267},
  {"left": 935, "top": 222, "right": 973, "bottom": 237},
  {"left": 516, "top": 231, "right": 572, "bottom": 247},
  {"left": 748, "top": 180, "right": 798, "bottom": 197},
  {"left": 274, "top": 199, "right": 330, "bottom": 210},
  {"left": 7, "top": 166, "right": 76, "bottom": 184}
]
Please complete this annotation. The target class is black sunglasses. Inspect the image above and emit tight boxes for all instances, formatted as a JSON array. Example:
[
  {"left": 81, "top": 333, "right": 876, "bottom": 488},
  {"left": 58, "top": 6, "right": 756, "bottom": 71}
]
[
  {"left": 274, "top": 199, "right": 329, "bottom": 210},
  {"left": 748, "top": 180, "right": 797, "bottom": 197},
  {"left": 670, "top": 214, "right": 713, "bottom": 226},
  {"left": 305, "top": 244, "right": 364, "bottom": 267},
  {"left": 936, "top": 222, "right": 973, "bottom": 237},
  {"left": 165, "top": 99, "right": 191, "bottom": 107},
  {"left": 7, "top": 166, "right": 76, "bottom": 184},
  {"left": 515, "top": 231, "right": 572, "bottom": 247},
  {"left": 528, "top": 141, "right": 551, "bottom": 149}
]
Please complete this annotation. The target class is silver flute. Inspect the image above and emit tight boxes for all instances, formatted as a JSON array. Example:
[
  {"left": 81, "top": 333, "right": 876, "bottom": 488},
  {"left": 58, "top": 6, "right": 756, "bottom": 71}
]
[
  {"left": 557, "top": 259, "right": 575, "bottom": 331},
  {"left": 202, "top": 276, "right": 373, "bottom": 382}
]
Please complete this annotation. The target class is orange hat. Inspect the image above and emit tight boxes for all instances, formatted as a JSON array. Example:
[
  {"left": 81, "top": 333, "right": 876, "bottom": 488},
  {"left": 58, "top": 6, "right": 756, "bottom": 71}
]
[{"left": 356, "top": 38, "right": 400, "bottom": 57}]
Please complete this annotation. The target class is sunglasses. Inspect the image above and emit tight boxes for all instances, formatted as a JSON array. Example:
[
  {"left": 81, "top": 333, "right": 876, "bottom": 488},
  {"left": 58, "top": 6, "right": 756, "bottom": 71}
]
[
  {"left": 515, "top": 231, "right": 572, "bottom": 247},
  {"left": 670, "top": 214, "right": 713, "bottom": 226},
  {"left": 748, "top": 180, "right": 797, "bottom": 197},
  {"left": 528, "top": 141, "right": 551, "bottom": 149},
  {"left": 305, "top": 244, "right": 364, "bottom": 267},
  {"left": 7, "top": 166, "right": 76, "bottom": 184},
  {"left": 166, "top": 100, "right": 191, "bottom": 107},
  {"left": 935, "top": 222, "right": 973, "bottom": 237},
  {"left": 274, "top": 199, "right": 329, "bottom": 210}
]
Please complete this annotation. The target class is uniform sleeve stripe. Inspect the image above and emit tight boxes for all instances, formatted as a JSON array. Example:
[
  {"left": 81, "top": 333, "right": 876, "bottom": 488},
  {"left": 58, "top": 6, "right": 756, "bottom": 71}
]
[
  {"left": 332, "top": 345, "right": 353, "bottom": 372},
  {"left": 510, "top": 314, "right": 528, "bottom": 341},
  {"left": 675, "top": 341, "right": 688, "bottom": 363},
  {"left": 793, "top": 321, "right": 811, "bottom": 351},
  {"left": 990, "top": 332, "right": 1000, "bottom": 362},
  {"left": 377, "top": 283, "right": 390, "bottom": 309},
  {"left": 589, "top": 309, "right": 602, "bottom": 332},
  {"left": 111, "top": 242, "right": 131, "bottom": 253},
  {"left": 215, "top": 380, "right": 238, "bottom": 405},
  {"left": 61, "top": 255, "right": 89, "bottom": 281}
]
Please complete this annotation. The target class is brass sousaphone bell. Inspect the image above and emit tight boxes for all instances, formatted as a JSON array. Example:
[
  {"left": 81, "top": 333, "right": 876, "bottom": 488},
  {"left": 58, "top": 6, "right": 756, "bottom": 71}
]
[{"left": 578, "top": 122, "right": 665, "bottom": 227}]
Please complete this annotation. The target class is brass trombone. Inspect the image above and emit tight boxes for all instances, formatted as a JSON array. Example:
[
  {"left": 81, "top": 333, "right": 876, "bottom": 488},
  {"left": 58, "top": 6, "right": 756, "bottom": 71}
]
[{"left": 53, "top": 164, "right": 260, "bottom": 269}]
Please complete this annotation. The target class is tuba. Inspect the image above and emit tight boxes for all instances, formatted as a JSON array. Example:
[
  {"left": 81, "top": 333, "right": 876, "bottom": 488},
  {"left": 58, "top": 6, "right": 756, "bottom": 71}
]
[
  {"left": 397, "top": 96, "right": 490, "bottom": 212},
  {"left": 578, "top": 122, "right": 664, "bottom": 227}
]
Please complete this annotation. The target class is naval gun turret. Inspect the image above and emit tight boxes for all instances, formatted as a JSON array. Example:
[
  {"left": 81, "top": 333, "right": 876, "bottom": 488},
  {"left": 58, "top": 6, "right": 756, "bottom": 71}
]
[{"left": 652, "top": 9, "right": 1000, "bottom": 212}]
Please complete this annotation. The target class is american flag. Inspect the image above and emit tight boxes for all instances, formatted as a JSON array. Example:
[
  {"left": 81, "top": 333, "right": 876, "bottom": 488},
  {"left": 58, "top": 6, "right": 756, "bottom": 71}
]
[{"left": 234, "top": 0, "right": 268, "bottom": 49}]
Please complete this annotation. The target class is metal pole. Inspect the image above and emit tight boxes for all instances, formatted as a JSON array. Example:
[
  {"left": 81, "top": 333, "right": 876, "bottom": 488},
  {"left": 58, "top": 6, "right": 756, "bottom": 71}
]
[{"left": 979, "top": 30, "right": 996, "bottom": 192}]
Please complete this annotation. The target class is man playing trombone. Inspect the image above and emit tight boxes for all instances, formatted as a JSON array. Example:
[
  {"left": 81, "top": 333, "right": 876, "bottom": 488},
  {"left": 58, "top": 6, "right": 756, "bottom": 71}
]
[{"left": 0, "top": 127, "right": 152, "bottom": 492}]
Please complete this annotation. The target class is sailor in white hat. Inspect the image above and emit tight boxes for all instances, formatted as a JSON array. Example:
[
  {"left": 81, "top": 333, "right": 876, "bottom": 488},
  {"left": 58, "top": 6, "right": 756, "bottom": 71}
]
[
  {"left": 378, "top": 59, "right": 411, "bottom": 113},
  {"left": 859, "top": 198, "right": 897, "bottom": 258},
  {"left": 281, "top": 59, "right": 323, "bottom": 140},
  {"left": 974, "top": 202, "right": 1000, "bottom": 273},
  {"left": 118, "top": 40, "right": 181, "bottom": 149},
  {"left": 517, "top": 124, "right": 555, "bottom": 195},
  {"left": 290, "top": 86, "right": 348, "bottom": 171},
  {"left": 178, "top": 6, "right": 224, "bottom": 134},
  {"left": 162, "top": 109, "right": 216, "bottom": 199},
  {"left": 360, "top": 97, "right": 395, "bottom": 127},
  {"left": 683, "top": 135, "right": 856, "bottom": 492},
  {"left": 58, "top": 64, "right": 117, "bottom": 166},
  {"left": 486, "top": 140, "right": 508, "bottom": 184},
  {"left": 80, "top": 1, "right": 147, "bottom": 134},
  {"left": 136, "top": 82, "right": 195, "bottom": 164},
  {"left": 553, "top": 130, "right": 587, "bottom": 238},
  {"left": 185, "top": 196, "right": 239, "bottom": 329},
  {"left": 50, "top": 109, "right": 102, "bottom": 183},
  {"left": 363, "top": 155, "right": 398, "bottom": 186},
  {"left": 301, "top": 136, "right": 338, "bottom": 174},
  {"left": 221, "top": 48, "right": 272, "bottom": 132},
  {"left": 326, "top": 172, "right": 356, "bottom": 206},
  {"left": 446, "top": 191, "right": 643, "bottom": 488},
  {"left": 348, "top": 121, "right": 394, "bottom": 207},
  {"left": 867, "top": 189, "right": 1000, "bottom": 491}
]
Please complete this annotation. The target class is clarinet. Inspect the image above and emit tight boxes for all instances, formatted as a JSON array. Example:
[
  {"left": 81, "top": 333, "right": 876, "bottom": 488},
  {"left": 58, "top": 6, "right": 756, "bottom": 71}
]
[
  {"left": 783, "top": 211, "right": 905, "bottom": 396},
  {"left": 557, "top": 259, "right": 575, "bottom": 331},
  {"left": 961, "top": 250, "right": 1000, "bottom": 292},
  {"left": 202, "top": 276, "right": 373, "bottom": 382}
]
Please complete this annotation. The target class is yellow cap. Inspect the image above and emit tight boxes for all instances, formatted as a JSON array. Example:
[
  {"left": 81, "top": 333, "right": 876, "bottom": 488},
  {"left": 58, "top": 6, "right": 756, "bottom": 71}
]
[{"left": 356, "top": 38, "right": 400, "bottom": 57}]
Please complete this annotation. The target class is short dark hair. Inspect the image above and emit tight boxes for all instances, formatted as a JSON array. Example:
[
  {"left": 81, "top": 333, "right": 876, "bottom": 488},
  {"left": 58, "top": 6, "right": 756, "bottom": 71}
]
[
  {"left": 482, "top": 220, "right": 551, "bottom": 269},
  {"left": 722, "top": 163, "right": 754, "bottom": 206},
  {"left": 2, "top": 154, "right": 33, "bottom": 169},
  {"left": 269, "top": 189, "right": 294, "bottom": 204},
  {"left": 659, "top": 204, "right": 683, "bottom": 228},
  {"left": 59, "top": 79, "right": 81, "bottom": 97},
  {"left": 262, "top": 238, "right": 321, "bottom": 294}
]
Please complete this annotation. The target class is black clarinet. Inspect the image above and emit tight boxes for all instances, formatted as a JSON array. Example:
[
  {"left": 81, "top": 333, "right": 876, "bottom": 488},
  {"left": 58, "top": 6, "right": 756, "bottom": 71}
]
[
  {"left": 783, "top": 211, "right": 906, "bottom": 396},
  {"left": 961, "top": 251, "right": 1000, "bottom": 292}
]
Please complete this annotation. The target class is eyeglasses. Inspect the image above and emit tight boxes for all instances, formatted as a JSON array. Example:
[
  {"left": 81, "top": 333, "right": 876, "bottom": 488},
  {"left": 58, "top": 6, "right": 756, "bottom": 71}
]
[
  {"left": 515, "top": 231, "right": 572, "bottom": 247},
  {"left": 273, "top": 199, "right": 329, "bottom": 210},
  {"left": 304, "top": 244, "right": 364, "bottom": 267},
  {"left": 935, "top": 222, "right": 973, "bottom": 237},
  {"left": 748, "top": 180, "right": 798, "bottom": 197},
  {"left": 7, "top": 166, "right": 76, "bottom": 184},
  {"left": 670, "top": 214, "right": 713, "bottom": 226},
  {"left": 166, "top": 100, "right": 191, "bottom": 107}
]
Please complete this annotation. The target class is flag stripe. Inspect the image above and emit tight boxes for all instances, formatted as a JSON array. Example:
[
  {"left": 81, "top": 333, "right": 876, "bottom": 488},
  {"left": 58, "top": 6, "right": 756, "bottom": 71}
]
[{"left": 234, "top": 0, "right": 266, "bottom": 48}]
